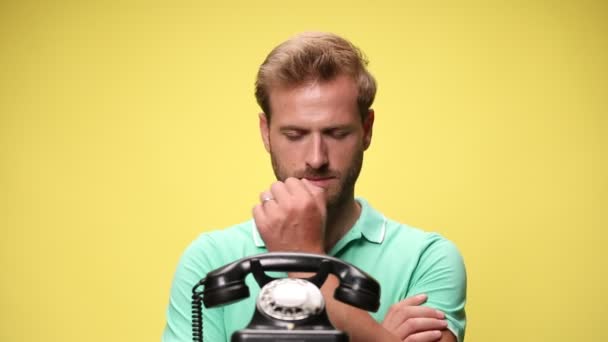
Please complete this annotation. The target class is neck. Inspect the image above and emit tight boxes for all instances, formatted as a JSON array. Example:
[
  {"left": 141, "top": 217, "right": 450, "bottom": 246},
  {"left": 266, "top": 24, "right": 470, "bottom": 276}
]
[{"left": 324, "top": 195, "right": 361, "bottom": 252}]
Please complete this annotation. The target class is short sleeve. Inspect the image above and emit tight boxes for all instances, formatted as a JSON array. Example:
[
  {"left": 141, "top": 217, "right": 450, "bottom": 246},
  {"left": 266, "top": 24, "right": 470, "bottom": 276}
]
[
  {"left": 162, "top": 235, "right": 227, "bottom": 342},
  {"left": 407, "top": 235, "right": 467, "bottom": 341}
]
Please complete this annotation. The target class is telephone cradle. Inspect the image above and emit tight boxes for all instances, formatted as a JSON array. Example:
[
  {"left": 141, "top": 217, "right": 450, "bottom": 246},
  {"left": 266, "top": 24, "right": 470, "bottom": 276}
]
[{"left": 191, "top": 252, "right": 381, "bottom": 342}]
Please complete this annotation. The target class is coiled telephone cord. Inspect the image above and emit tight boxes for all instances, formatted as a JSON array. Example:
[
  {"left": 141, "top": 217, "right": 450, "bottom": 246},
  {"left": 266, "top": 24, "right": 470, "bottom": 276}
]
[{"left": 192, "top": 281, "right": 205, "bottom": 342}]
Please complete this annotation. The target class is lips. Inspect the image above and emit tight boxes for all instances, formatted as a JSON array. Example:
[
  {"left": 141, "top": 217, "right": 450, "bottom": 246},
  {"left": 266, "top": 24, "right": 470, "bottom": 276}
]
[{"left": 303, "top": 177, "right": 336, "bottom": 189}]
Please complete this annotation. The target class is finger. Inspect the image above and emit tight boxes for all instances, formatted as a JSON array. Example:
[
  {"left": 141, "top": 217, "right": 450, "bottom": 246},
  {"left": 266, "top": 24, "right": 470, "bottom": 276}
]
[
  {"left": 383, "top": 300, "right": 445, "bottom": 333},
  {"left": 270, "top": 181, "right": 291, "bottom": 203},
  {"left": 261, "top": 194, "right": 280, "bottom": 215},
  {"left": 397, "top": 317, "right": 448, "bottom": 338},
  {"left": 408, "top": 306, "right": 445, "bottom": 319},
  {"left": 403, "top": 330, "right": 442, "bottom": 342},
  {"left": 252, "top": 204, "right": 267, "bottom": 228},
  {"left": 301, "top": 178, "right": 325, "bottom": 196},
  {"left": 400, "top": 294, "right": 428, "bottom": 306},
  {"left": 256, "top": 188, "right": 280, "bottom": 219},
  {"left": 284, "top": 177, "right": 310, "bottom": 198},
  {"left": 389, "top": 304, "right": 445, "bottom": 320},
  {"left": 259, "top": 190, "right": 273, "bottom": 203},
  {"left": 301, "top": 178, "right": 326, "bottom": 209}
]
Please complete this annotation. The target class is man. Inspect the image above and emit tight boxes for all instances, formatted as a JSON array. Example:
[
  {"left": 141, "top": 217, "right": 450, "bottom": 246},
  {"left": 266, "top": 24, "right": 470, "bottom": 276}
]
[{"left": 163, "top": 32, "right": 466, "bottom": 342}]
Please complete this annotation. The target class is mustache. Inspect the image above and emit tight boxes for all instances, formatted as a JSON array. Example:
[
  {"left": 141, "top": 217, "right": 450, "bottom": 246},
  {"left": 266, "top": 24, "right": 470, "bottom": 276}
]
[{"left": 294, "top": 168, "right": 339, "bottom": 179}]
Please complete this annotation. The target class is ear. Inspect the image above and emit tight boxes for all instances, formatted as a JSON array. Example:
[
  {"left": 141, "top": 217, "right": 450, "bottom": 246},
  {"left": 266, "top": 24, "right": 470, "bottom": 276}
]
[
  {"left": 259, "top": 112, "right": 271, "bottom": 153},
  {"left": 362, "top": 109, "right": 375, "bottom": 150}
]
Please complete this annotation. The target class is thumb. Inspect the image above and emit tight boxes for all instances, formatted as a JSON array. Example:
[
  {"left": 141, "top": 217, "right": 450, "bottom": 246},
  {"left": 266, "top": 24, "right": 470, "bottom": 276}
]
[
  {"left": 301, "top": 179, "right": 326, "bottom": 207},
  {"left": 302, "top": 178, "right": 324, "bottom": 195}
]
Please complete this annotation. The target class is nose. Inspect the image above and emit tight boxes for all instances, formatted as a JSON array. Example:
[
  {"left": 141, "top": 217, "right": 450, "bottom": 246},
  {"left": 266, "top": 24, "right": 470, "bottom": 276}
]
[{"left": 305, "top": 134, "right": 328, "bottom": 170}]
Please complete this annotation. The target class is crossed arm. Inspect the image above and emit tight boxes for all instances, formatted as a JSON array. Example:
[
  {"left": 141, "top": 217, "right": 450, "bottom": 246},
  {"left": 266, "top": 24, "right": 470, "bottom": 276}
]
[{"left": 313, "top": 274, "right": 456, "bottom": 342}]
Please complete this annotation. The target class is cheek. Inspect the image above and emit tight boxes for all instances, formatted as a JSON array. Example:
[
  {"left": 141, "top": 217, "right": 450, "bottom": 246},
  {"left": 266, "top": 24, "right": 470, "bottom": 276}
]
[
  {"left": 271, "top": 143, "right": 301, "bottom": 167},
  {"left": 271, "top": 134, "right": 308, "bottom": 158},
  {"left": 272, "top": 141, "right": 299, "bottom": 157},
  {"left": 327, "top": 139, "right": 361, "bottom": 163}
]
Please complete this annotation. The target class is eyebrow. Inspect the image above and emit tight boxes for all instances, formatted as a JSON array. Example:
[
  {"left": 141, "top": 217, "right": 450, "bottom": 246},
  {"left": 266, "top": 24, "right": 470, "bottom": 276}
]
[
  {"left": 278, "top": 124, "right": 354, "bottom": 132},
  {"left": 279, "top": 125, "right": 308, "bottom": 132}
]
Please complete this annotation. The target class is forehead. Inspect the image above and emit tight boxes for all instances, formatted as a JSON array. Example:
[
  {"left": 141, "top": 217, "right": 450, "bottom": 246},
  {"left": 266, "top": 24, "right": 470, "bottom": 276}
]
[{"left": 268, "top": 75, "right": 360, "bottom": 126}]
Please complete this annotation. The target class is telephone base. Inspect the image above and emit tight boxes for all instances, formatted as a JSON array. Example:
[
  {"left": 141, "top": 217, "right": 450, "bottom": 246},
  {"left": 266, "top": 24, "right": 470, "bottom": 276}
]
[{"left": 232, "top": 329, "right": 348, "bottom": 341}]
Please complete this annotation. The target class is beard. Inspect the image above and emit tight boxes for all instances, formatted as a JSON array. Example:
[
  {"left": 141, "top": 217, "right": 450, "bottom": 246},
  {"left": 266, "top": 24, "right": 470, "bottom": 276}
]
[{"left": 269, "top": 146, "right": 364, "bottom": 209}]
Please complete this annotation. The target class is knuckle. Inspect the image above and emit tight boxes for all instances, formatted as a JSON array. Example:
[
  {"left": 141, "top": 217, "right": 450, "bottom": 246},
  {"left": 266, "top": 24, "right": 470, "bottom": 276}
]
[
  {"left": 396, "top": 305, "right": 410, "bottom": 317},
  {"left": 407, "top": 318, "right": 421, "bottom": 330},
  {"left": 301, "top": 199, "right": 315, "bottom": 212},
  {"left": 402, "top": 320, "right": 415, "bottom": 332},
  {"left": 271, "top": 208, "right": 285, "bottom": 220},
  {"left": 292, "top": 201, "right": 306, "bottom": 213},
  {"left": 283, "top": 201, "right": 295, "bottom": 213},
  {"left": 253, "top": 205, "right": 264, "bottom": 217},
  {"left": 271, "top": 180, "right": 285, "bottom": 191},
  {"left": 386, "top": 304, "right": 406, "bottom": 322},
  {"left": 285, "top": 177, "right": 298, "bottom": 186}
]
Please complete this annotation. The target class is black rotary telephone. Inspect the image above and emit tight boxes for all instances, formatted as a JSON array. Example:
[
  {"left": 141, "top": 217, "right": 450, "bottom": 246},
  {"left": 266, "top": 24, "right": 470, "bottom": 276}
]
[{"left": 191, "top": 252, "right": 381, "bottom": 342}]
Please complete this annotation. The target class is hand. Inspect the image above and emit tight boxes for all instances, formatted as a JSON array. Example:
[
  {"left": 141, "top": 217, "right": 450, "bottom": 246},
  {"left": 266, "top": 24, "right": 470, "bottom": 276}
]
[
  {"left": 253, "top": 177, "right": 327, "bottom": 253},
  {"left": 382, "top": 294, "right": 449, "bottom": 342}
]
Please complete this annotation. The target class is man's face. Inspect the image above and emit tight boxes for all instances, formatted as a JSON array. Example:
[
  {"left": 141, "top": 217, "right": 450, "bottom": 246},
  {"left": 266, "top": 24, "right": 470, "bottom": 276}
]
[{"left": 259, "top": 74, "right": 374, "bottom": 208}]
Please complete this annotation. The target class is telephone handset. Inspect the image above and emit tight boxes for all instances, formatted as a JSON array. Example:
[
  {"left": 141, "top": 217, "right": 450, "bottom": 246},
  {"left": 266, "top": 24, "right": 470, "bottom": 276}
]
[{"left": 192, "top": 252, "right": 381, "bottom": 342}]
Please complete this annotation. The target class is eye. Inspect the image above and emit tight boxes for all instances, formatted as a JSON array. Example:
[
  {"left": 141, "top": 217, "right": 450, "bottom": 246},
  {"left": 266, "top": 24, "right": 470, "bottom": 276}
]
[
  {"left": 329, "top": 129, "right": 350, "bottom": 140},
  {"left": 283, "top": 130, "right": 304, "bottom": 141}
]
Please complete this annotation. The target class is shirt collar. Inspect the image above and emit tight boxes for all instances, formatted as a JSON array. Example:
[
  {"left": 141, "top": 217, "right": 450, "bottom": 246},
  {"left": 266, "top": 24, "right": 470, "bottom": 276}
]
[
  {"left": 354, "top": 197, "right": 387, "bottom": 244},
  {"left": 252, "top": 222, "right": 265, "bottom": 247},
  {"left": 251, "top": 198, "right": 386, "bottom": 248}
]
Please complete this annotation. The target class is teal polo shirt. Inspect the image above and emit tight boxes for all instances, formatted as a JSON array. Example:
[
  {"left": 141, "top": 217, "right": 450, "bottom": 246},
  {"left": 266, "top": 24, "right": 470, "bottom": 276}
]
[{"left": 163, "top": 198, "right": 466, "bottom": 341}]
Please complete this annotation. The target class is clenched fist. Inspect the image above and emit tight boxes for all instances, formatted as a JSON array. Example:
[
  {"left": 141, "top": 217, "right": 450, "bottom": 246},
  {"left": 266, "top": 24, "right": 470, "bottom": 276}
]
[{"left": 253, "top": 177, "right": 327, "bottom": 253}]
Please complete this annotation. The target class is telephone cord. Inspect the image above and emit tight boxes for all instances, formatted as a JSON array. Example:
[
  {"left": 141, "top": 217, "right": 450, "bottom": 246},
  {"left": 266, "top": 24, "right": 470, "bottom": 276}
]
[{"left": 192, "top": 281, "right": 205, "bottom": 342}]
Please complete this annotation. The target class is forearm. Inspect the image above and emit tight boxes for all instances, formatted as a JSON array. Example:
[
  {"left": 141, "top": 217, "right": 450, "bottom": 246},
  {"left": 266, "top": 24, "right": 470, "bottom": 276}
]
[
  {"left": 291, "top": 273, "right": 398, "bottom": 342},
  {"left": 325, "top": 277, "right": 398, "bottom": 341}
]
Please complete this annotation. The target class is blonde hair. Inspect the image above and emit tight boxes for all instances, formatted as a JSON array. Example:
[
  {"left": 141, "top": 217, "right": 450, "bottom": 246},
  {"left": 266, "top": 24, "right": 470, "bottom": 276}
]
[{"left": 255, "top": 32, "right": 377, "bottom": 122}]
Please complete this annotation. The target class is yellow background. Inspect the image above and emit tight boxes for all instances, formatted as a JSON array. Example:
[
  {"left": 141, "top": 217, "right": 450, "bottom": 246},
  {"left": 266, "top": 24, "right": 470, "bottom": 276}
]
[{"left": 1, "top": 1, "right": 606, "bottom": 341}]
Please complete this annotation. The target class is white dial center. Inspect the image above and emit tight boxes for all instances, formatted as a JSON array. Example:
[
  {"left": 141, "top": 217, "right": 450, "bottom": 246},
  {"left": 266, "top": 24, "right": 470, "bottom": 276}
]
[{"left": 271, "top": 282, "right": 308, "bottom": 307}]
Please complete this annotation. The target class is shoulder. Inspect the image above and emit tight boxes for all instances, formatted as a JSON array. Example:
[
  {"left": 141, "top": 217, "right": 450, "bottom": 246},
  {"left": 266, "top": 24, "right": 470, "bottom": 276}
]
[
  {"left": 179, "top": 220, "right": 258, "bottom": 273},
  {"left": 164, "top": 221, "right": 256, "bottom": 341},
  {"left": 383, "top": 216, "right": 464, "bottom": 262},
  {"left": 189, "top": 220, "right": 253, "bottom": 250},
  {"left": 361, "top": 200, "right": 465, "bottom": 282},
  {"left": 356, "top": 199, "right": 465, "bottom": 277},
  {"left": 354, "top": 198, "right": 464, "bottom": 262}
]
